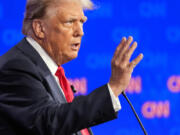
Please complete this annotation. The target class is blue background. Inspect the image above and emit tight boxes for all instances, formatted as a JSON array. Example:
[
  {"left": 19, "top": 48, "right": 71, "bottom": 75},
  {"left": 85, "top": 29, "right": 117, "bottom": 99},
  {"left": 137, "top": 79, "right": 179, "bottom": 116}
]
[{"left": 0, "top": 0, "right": 180, "bottom": 135}]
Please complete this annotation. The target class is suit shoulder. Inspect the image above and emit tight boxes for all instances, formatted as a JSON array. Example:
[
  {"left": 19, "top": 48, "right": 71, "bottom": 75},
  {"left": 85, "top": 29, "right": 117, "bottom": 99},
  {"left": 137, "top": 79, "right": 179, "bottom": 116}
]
[{"left": 0, "top": 47, "right": 39, "bottom": 77}]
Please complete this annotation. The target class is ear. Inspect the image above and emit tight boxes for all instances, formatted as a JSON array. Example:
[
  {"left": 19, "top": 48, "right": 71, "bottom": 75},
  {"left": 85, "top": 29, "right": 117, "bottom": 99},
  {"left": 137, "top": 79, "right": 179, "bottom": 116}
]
[{"left": 32, "top": 19, "right": 45, "bottom": 39}]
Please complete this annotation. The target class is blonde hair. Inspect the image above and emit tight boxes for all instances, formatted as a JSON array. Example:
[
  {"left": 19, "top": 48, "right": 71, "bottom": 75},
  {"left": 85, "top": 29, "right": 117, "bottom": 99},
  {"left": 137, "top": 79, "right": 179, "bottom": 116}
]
[{"left": 22, "top": 0, "right": 94, "bottom": 36}]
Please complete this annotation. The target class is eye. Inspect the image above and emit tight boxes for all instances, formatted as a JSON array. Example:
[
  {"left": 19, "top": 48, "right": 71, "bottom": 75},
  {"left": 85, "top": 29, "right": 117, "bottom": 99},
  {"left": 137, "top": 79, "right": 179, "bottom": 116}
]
[
  {"left": 81, "top": 16, "right": 87, "bottom": 24},
  {"left": 64, "top": 20, "right": 74, "bottom": 26},
  {"left": 66, "top": 21, "right": 73, "bottom": 24},
  {"left": 80, "top": 19, "right": 87, "bottom": 24},
  {"left": 80, "top": 20, "right": 85, "bottom": 24}
]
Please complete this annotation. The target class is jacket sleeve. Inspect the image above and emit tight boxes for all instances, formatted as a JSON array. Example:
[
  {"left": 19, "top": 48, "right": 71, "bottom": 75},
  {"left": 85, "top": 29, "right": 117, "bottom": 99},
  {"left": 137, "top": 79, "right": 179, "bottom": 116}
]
[{"left": 0, "top": 59, "right": 118, "bottom": 135}]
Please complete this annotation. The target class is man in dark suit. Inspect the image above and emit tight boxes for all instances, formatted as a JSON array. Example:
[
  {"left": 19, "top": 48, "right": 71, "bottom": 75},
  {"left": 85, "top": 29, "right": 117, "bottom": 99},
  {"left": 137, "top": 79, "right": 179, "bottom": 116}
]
[{"left": 0, "top": 0, "right": 143, "bottom": 135}]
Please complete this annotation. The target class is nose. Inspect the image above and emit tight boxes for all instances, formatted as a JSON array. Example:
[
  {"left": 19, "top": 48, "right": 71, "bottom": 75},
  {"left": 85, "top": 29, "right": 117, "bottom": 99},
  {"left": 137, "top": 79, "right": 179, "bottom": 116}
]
[{"left": 73, "top": 22, "right": 84, "bottom": 37}]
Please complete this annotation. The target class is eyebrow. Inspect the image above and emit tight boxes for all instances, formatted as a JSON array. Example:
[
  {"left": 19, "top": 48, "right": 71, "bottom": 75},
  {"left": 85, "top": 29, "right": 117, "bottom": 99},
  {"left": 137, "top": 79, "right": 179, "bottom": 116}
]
[{"left": 65, "top": 15, "right": 88, "bottom": 22}]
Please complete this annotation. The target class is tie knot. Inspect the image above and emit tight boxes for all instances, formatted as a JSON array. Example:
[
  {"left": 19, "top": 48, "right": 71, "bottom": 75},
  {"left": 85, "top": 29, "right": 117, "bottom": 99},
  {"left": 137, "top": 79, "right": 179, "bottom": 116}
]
[{"left": 55, "top": 66, "right": 65, "bottom": 77}]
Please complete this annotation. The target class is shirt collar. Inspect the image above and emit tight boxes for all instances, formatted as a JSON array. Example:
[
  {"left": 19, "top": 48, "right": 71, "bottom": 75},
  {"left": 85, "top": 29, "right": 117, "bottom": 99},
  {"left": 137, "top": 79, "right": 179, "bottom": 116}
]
[{"left": 26, "top": 37, "right": 58, "bottom": 75}]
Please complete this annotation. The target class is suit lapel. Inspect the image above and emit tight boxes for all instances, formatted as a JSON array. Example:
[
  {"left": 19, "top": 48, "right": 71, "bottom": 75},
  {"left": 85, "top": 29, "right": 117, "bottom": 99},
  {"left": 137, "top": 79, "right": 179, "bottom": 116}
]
[
  {"left": 45, "top": 74, "right": 66, "bottom": 103},
  {"left": 16, "top": 38, "right": 67, "bottom": 103}
]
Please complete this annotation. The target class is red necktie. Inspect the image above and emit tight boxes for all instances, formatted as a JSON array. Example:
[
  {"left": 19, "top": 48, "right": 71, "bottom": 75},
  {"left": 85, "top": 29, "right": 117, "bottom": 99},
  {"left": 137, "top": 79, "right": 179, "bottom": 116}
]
[{"left": 55, "top": 66, "right": 90, "bottom": 135}]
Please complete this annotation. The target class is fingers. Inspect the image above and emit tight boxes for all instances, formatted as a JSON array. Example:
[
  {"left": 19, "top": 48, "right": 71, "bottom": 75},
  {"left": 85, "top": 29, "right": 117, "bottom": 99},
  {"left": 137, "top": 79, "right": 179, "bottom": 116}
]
[
  {"left": 113, "top": 37, "right": 126, "bottom": 60},
  {"left": 113, "top": 36, "right": 142, "bottom": 69},
  {"left": 129, "top": 53, "right": 143, "bottom": 68},
  {"left": 116, "top": 36, "right": 133, "bottom": 60},
  {"left": 124, "top": 36, "right": 133, "bottom": 51},
  {"left": 123, "top": 41, "right": 138, "bottom": 62}
]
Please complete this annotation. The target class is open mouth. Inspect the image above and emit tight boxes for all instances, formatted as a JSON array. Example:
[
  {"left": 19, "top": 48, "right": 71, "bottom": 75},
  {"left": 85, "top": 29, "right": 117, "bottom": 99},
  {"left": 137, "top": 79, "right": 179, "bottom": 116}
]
[{"left": 71, "top": 43, "right": 80, "bottom": 50}]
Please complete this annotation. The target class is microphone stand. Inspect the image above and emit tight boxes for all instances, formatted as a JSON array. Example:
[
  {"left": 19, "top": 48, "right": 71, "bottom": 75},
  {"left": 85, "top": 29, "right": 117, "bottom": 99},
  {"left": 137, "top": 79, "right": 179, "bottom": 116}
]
[{"left": 122, "top": 91, "right": 148, "bottom": 135}]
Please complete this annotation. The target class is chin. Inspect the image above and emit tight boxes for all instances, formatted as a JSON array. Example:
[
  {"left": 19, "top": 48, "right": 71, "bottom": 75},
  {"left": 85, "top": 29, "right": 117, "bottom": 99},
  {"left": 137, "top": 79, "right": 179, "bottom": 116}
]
[
  {"left": 70, "top": 51, "right": 79, "bottom": 59},
  {"left": 70, "top": 54, "right": 78, "bottom": 60},
  {"left": 62, "top": 54, "right": 78, "bottom": 64}
]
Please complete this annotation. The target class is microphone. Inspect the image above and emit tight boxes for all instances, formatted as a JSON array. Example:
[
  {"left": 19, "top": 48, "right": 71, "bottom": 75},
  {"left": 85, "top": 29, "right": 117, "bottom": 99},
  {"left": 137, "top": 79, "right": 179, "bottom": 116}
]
[
  {"left": 71, "top": 85, "right": 77, "bottom": 93},
  {"left": 122, "top": 91, "right": 148, "bottom": 135}
]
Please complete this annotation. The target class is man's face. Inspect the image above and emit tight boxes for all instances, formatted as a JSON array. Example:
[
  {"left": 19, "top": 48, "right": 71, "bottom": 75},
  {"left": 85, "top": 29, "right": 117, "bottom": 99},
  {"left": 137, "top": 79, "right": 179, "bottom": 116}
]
[{"left": 42, "top": 1, "right": 87, "bottom": 65}]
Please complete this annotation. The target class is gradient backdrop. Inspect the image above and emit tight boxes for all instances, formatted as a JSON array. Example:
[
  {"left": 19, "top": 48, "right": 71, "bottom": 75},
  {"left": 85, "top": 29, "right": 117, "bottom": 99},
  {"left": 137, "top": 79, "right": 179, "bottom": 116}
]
[{"left": 0, "top": 0, "right": 180, "bottom": 135}]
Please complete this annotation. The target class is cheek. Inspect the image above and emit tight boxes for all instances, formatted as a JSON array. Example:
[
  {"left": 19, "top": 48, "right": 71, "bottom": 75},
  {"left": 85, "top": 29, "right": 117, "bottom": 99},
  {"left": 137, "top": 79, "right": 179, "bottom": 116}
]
[
  {"left": 57, "top": 32, "right": 73, "bottom": 49},
  {"left": 55, "top": 29, "right": 72, "bottom": 43},
  {"left": 52, "top": 34, "right": 69, "bottom": 56},
  {"left": 50, "top": 26, "right": 74, "bottom": 53}
]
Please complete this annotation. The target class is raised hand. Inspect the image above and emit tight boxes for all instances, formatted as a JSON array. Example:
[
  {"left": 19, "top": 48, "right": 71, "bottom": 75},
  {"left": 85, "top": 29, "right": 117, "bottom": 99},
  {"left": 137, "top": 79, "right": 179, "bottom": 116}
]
[{"left": 109, "top": 36, "right": 143, "bottom": 97}]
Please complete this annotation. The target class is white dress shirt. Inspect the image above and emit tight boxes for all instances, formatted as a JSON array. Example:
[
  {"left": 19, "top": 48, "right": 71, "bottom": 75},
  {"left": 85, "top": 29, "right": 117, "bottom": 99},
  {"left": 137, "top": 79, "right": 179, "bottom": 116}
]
[{"left": 26, "top": 37, "right": 121, "bottom": 112}]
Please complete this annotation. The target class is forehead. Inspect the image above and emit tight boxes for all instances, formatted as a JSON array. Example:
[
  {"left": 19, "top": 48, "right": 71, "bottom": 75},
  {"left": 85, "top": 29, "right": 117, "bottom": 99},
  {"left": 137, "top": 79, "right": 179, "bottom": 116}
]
[{"left": 49, "top": 0, "right": 85, "bottom": 19}]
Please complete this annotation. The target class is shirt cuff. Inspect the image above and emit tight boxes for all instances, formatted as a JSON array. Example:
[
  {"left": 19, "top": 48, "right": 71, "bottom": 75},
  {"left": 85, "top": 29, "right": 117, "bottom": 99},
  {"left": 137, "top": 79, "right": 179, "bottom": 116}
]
[{"left": 107, "top": 83, "right": 121, "bottom": 112}]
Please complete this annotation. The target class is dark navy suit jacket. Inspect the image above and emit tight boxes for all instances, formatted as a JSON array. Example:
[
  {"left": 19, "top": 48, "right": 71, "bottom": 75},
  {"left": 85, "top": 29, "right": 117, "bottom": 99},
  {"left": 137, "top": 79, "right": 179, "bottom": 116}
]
[{"left": 0, "top": 38, "right": 117, "bottom": 135}]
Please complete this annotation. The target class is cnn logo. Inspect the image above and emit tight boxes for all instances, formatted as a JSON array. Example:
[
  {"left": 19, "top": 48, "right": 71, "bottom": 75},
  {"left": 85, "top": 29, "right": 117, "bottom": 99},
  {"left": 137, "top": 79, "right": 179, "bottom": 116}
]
[
  {"left": 141, "top": 101, "right": 170, "bottom": 119},
  {"left": 167, "top": 75, "right": 180, "bottom": 93},
  {"left": 126, "top": 76, "right": 142, "bottom": 94}
]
